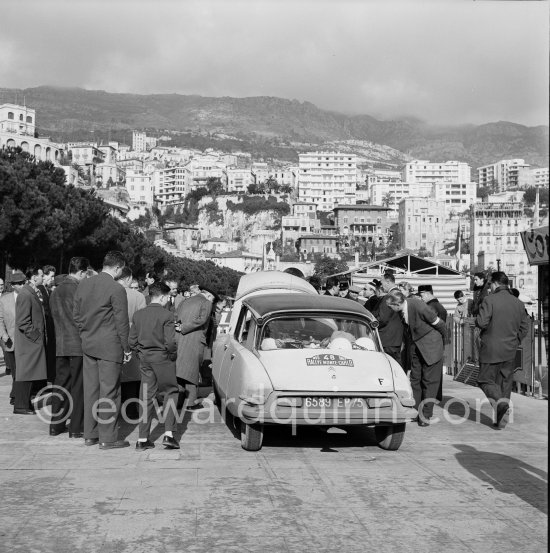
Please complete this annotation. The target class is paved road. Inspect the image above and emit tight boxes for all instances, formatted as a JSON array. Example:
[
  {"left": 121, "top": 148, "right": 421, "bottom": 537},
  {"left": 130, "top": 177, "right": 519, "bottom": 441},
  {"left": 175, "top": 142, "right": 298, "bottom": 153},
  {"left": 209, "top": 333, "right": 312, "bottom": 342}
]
[{"left": 0, "top": 367, "right": 547, "bottom": 553}]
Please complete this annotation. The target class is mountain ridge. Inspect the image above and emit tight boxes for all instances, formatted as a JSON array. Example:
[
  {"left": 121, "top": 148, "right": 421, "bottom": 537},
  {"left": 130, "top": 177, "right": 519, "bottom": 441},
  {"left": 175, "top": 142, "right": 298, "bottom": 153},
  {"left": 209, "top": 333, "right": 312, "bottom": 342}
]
[{"left": 0, "top": 86, "right": 547, "bottom": 168}]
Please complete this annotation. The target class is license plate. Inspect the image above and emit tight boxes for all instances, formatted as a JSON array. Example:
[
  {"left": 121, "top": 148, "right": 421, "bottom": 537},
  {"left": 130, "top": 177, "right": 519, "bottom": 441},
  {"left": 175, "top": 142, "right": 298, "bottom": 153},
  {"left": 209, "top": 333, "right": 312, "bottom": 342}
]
[{"left": 304, "top": 397, "right": 367, "bottom": 408}]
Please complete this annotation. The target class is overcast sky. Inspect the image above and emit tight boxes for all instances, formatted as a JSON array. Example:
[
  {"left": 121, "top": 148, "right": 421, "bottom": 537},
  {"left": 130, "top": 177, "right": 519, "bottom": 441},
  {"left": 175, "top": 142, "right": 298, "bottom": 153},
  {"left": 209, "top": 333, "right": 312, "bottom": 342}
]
[{"left": 1, "top": 0, "right": 548, "bottom": 126}]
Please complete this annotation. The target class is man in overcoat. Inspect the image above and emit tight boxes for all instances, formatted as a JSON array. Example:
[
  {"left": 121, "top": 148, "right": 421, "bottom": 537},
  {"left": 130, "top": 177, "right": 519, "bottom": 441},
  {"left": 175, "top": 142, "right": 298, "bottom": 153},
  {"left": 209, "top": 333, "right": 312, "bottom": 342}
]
[
  {"left": 0, "top": 271, "right": 26, "bottom": 405},
  {"left": 386, "top": 289, "right": 446, "bottom": 426},
  {"left": 475, "top": 271, "right": 529, "bottom": 429},
  {"left": 49, "top": 257, "right": 90, "bottom": 437},
  {"left": 39, "top": 264, "right": 57, "bottom": 383},
  {"left": 175, "top": 287, "right": 215, "bottom": 409},
  {"left": 73, "top": 251, "right": 131, "bottom": 449},
  {"left": 13, "top": 267, "right": 48, "bottom": 414}
]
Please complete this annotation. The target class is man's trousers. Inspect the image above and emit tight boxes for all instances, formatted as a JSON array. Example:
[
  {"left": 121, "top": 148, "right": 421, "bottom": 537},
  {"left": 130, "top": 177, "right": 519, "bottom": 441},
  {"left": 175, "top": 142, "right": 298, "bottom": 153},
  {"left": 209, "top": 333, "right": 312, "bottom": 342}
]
[
  {"left": 138, "top": 359, "right": 179, "bottom": 440},
  {"left": 83, "top": 354, "right": 122, "bottom": 443},
  {"left": 50, "top": 356, "right": 84, "bottom": 434}
]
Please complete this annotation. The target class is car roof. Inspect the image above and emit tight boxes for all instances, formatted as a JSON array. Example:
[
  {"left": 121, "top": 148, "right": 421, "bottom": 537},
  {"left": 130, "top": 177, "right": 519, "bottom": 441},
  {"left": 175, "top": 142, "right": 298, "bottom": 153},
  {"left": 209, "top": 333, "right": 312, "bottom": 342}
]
[
  {"left": 235, "top": 271, "right": 316, "bottom": 300},
  {"left": 243, "top": 293, "right": 376, "bottom": 321}
]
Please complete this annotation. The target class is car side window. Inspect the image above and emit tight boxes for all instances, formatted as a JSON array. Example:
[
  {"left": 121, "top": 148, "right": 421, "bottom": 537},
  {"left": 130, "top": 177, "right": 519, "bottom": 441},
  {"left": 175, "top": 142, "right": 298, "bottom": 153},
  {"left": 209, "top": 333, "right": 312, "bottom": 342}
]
[{"left": 235, "top": 307, "right": 252, "bottom": 344}]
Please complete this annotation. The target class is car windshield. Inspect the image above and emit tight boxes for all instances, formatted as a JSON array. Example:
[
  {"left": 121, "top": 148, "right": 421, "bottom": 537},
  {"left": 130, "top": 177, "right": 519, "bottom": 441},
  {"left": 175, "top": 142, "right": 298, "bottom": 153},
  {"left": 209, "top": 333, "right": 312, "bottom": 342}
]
[{"left": 258, "top": 316, "right": 379, "bottom": 352}]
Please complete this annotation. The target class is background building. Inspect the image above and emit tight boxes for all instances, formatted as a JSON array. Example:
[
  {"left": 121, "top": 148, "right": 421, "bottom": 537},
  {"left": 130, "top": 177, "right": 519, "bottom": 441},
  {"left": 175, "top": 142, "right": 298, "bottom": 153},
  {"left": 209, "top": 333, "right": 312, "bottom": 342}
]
[
  {"left": 477, "top": 159, "right": 531, "bottom": 191},
  {"left": 398, "top": 197, "right": 446, "bottom": 253},
  {"left": 132, "top": 131, "right": 147, "bottom": 153},
  {"left": 298, "top": 152, "right": 358, "bottom": 210}
]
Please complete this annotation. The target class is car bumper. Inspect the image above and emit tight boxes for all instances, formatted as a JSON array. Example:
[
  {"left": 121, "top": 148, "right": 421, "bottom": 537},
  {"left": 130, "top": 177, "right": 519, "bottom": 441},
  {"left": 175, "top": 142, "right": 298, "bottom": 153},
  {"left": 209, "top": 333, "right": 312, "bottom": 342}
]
[{"left": 236, "top": 392, "right": 417, "bottom": 426}]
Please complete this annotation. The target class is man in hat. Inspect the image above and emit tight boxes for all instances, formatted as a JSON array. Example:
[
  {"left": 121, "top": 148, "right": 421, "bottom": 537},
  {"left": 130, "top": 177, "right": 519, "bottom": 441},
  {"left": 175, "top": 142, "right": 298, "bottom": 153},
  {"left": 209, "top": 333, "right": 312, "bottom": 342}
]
[
  {"left": 418, "top": 285, "right": 447, "bottom": 322},
  {"left": 13, "top": 267, "right": 48, "bottom": 414},
  {"left": 175, "top": 286, "right": 216, "bottom": 409},
  {"left": 0, "top": 270, "right": 26, "bottom": 405},
  {"left": 338, "top": 281, "right": 350, "bottom": 298}
]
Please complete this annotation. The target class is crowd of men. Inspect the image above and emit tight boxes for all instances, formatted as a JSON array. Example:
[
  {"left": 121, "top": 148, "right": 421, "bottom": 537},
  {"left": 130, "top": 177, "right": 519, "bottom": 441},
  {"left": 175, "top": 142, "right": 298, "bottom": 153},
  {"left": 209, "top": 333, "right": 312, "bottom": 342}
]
[
  {"left": 0, "top": 252, "right": 222, "bottom": 451},
  {"left": 318, "top": 269, "right": 529, "bottom": 428},
  {"left": 0, "top": 260, "right": 531, "bottom": 451}
]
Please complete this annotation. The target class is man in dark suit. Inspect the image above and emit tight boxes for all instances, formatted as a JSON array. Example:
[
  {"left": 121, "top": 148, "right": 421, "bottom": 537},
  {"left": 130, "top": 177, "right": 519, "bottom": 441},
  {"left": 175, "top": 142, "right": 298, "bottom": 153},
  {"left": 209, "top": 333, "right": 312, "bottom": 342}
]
[
  {"left": 49, "top": 257, "right": 90, "bottom": 438},
  {"left": 175, "top": 286, "right": 215, "bottom": 409},
  {"left": 73, "top": 251, "right": 131, "bottom": 449},
  {"left": 13, "top": 267, "right": 48, "bottom": 414},
  {"left": 130, "top": 282, "right": 180, "bottom": 450},
  {"left": 386, "top": 289, "right": 446, "bottom": 426},
  {"left": 165, "top": 278, "right": 184, "bottom": 314},
  {"left": 39, "top": 264, "right": 57, "bottom": 383},
  {"left": 418, "top": 284, "right": 447, "bottom": 401},
  {"left": 376, "top": 273, "right": 404, "bottom": 364},
  {"left": 476, "top": 271, "right": 529, "bottom": 429}
]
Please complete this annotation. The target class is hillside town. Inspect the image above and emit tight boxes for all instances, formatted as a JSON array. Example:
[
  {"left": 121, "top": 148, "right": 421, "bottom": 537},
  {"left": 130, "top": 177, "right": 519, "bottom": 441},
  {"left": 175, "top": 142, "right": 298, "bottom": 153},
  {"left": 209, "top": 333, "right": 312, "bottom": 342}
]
[{"left": 2, "top": 101, "right": 546, "bottom": 302}]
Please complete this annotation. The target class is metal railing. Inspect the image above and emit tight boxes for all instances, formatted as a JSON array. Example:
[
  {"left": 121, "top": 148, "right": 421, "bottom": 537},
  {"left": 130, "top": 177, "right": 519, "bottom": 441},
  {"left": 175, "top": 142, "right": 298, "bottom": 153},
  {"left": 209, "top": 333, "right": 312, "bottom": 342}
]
[{"left": 444, "top": 316, "right": 548, "bottom": 398}]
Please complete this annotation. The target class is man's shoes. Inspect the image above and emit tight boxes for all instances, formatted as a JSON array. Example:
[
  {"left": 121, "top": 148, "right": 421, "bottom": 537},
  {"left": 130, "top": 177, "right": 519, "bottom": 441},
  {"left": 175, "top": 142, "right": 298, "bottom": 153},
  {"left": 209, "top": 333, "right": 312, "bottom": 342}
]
[
  {"left": 69, "top": 432, "right": 84, "bottom": 439},
  {"left": 135, "top": 439, "right": 155, "bottom": 451},
  {"left": 418, "top": 418, "right": 431, "bottom": 427},
  {"left": 84, "top": 438, "right": 99, "bottom": 446},
  {"left": 13, "top": 408, "right": 35, "bottom": 415},
  {"left": 49, "top": 426, "right": 68, "bottom": 436},
  {"left": 162, "top": 435, "right": 180, "bottom": 449},
  {"left": 99, "top": 440, "right": 130, "bottom": 450},
  {"left": 495, "top": 404, "right": 510, "bottom": 429}
]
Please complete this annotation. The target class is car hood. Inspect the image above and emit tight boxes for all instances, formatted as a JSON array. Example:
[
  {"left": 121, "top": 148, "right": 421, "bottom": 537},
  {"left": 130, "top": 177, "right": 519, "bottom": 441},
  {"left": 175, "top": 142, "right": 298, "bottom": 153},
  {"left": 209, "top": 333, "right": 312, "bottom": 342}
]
[{"left": 258, "top": 349, "right": 395, "bottom": 393}]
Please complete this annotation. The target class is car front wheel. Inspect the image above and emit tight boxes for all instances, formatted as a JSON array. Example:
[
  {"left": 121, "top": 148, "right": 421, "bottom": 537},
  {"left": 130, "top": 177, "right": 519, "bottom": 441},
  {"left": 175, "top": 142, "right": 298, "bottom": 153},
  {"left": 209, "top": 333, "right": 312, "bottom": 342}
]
[
  {"left": 375, "top": 423, "right": 406, "bottom": 451},
  {"left": 240, "top": 421, "right": 264, "bottom": 451}
]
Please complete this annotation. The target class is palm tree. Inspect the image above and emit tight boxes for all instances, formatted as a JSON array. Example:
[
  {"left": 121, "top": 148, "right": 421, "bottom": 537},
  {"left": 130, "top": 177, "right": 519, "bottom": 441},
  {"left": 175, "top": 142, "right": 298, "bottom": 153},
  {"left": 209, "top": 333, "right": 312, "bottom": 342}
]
[{"left": 382, "top": 192, "right": 393, "bottom": 208}]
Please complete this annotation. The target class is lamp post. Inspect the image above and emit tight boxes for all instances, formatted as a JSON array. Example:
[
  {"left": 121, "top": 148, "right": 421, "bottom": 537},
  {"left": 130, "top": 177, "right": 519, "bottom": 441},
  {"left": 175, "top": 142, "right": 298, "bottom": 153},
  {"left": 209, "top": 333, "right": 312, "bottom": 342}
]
[{"left": 497, "top": 258, "right": 501, "bottom": 271}]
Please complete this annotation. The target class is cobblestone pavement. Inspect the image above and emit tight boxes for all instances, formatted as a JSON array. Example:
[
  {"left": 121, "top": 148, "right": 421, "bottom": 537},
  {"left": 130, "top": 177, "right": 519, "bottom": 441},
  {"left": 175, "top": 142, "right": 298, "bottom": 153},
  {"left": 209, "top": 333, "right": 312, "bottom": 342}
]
[{"left": 0, "top": 365, "right": 547, "bottom": 553}]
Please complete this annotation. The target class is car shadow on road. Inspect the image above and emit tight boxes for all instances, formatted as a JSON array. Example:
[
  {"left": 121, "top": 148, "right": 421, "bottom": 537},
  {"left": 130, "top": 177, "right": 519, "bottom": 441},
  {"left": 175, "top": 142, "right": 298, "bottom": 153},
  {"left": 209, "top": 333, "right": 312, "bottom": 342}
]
[
  {"left": 440, "top": 394, "right": 494, "bottom": 428},
  {"left": 262, "top": 424, "right": 380, "bottom": 450},
  {"left": 453, "top": 444, "right": 548, "bottom": 514}
]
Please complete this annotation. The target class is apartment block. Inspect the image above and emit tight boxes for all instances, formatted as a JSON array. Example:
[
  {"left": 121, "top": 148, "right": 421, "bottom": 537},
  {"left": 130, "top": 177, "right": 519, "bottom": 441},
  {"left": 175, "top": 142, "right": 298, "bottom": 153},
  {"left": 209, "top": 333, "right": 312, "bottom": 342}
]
[
  {"left": 184, "top": 156, "right": 226, "bottom": 191},
  {"left": 132, "top": 131, "right": 147, "bottom": 153},
  {"left": 298, "top": 152, "right": 357, "bottom": 210},
  {"left": 333, "top": 205, "right": 393, "bottom": 249},
  {"left": 477, "top": 159, "right": 531, "bottom": 191},
  {"left": 126, "top": 169, "right": 154, "bottom": 205},
  {"left": 225, "top": 167, "right": 253, "bottom": 193},
  {"left": 152, "top": 166, "right": 187, "bottom": 206},
  {"left": 471, "top": 202, "right": 537, "bottom": 296},
  {"left": 403, "top": 160, "right": 471, "bottom": 184},
  {"left": 398, "top": 197, "right": 446, "bottom": 253},
  {"left": 0, "top": 103, "right": 36, "bottom": 136}
]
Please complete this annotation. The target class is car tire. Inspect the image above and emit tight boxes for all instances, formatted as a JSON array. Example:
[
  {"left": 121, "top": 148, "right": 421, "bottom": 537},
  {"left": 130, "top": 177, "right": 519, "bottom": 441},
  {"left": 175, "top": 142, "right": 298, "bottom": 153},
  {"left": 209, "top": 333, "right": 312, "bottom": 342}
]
[
  {"left": 375, "top": 423, "right": 406, "bottom": 451},
  {"left": 240, "top": 421, "right": 264, "bottom": 451}
]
